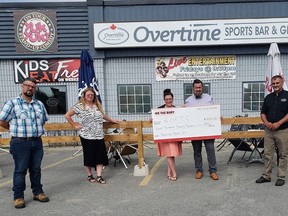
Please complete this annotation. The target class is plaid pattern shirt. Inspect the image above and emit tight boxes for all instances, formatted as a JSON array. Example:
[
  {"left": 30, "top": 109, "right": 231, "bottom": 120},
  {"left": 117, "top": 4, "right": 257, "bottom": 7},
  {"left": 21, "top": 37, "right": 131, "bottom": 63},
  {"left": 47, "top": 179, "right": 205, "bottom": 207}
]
[{"left": 0, "top": 95, "right": 48, "bottom": 137}]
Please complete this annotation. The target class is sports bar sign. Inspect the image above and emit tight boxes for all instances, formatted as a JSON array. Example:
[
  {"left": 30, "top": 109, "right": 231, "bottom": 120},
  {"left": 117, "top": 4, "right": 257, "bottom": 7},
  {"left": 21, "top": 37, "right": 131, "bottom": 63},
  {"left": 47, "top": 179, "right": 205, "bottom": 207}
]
[{"left": 94, "top": 18, "right": 288, "bottom": 48}]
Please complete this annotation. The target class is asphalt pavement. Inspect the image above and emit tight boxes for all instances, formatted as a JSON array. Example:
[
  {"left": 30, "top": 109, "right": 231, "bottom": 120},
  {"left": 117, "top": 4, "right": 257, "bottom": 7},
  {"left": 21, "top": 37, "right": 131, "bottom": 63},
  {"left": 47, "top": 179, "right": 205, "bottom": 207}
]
[{"left": 0, "top": 141, "right": 286, "bottom": 216}]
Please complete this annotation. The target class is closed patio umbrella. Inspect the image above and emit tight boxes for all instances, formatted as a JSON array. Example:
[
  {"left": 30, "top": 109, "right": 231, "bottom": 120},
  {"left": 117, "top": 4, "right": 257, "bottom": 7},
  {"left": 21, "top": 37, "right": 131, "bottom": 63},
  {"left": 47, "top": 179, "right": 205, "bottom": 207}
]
[
  {"left": 78, "top": 50, "right": 102, "bottom": 102},
  {"left": 265, "top": 42, "right": 287, "bottom": 95}
]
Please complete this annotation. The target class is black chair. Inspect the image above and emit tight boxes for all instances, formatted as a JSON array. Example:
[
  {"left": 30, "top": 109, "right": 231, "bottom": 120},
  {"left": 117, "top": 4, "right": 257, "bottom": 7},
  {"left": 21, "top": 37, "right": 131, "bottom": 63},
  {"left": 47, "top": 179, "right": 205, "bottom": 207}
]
[
  {"left": 217, "top": 115, "right": 249, "bottom": 152},
  {"left": 227, "top": 120, "right": 261, "bottom": 165},
  {"left": 252, "top": 138, "right": 279, "bottom": 166},
  {"left": 106, "top": 128, "right": 138, "bottom": 169},
  {"left": 217, "top": 138, "right": 229, "bottom": 151},
  {"left": 255, "top": 138, "right": 264, "bottom": 151},
  {"left": 227, "top": 138, "right": 256, "bottom": 164},
  {"left": 217, "top": 125, "right": 241, "bottom": 152},
  {"left": 245, "top": 138, "right": 264, "bottom": 166}
]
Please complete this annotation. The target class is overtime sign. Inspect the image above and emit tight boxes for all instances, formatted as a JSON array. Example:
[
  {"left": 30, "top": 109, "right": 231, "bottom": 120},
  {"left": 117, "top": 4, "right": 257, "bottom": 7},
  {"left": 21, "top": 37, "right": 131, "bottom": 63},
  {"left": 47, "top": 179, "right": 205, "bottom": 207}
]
[{"left": 152, "top": 105, "right": 221, "bottom": 142}]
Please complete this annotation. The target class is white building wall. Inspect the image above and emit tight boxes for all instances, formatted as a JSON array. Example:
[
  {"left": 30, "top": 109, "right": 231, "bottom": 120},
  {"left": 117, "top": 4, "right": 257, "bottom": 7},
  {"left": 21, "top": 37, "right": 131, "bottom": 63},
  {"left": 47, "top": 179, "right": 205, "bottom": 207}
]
[
  {"left": 1, "top": 53, "right": 288, "bottom": 124},
  {"left": 103, "top": 54, "right": 288, "bottom": 120}
]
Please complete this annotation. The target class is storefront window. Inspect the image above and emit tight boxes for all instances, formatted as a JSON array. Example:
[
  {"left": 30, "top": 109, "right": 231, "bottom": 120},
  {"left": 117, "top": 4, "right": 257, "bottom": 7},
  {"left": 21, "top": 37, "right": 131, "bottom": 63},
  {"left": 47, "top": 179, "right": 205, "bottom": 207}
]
[
  {"left": 183, "top": 83, "right": 210, "bottom": 101},
  {"left": 35, "top": 86, "right": 67, "bottom": 115},
  {"left": 243, "top": 82, "right": 265, "bottom": 111},
  {"left": 118, "top": 84, "right": 152, "bottom": 114}
]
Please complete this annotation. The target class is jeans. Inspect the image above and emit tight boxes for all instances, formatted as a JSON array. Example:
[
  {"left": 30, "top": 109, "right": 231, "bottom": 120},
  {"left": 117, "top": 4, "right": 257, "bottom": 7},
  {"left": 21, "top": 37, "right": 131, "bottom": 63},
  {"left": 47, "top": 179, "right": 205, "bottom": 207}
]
[
  {"left": 10, "top": 137, "right": 44, "bottom": 200},
  {"left": 192, "top": 139, "right": 217, "bottom": 173}
]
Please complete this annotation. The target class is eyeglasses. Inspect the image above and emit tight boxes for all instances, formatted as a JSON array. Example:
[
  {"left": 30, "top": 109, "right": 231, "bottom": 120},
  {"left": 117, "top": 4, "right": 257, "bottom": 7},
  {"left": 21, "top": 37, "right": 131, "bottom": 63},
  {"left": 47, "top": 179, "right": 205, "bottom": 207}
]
[
  {"left": 85, "top": 94, "right": 95, "bottom": 97},
  {"left": 23, "top": 83, "right": 36, "bottom": 89}
]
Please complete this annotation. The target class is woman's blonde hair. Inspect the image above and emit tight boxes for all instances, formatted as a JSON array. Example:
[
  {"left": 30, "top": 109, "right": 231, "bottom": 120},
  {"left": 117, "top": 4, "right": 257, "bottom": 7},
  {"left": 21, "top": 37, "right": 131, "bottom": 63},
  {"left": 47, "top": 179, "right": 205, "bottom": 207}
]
[{"left": 78, "top": 87, "right": 103, "bottom": 114}]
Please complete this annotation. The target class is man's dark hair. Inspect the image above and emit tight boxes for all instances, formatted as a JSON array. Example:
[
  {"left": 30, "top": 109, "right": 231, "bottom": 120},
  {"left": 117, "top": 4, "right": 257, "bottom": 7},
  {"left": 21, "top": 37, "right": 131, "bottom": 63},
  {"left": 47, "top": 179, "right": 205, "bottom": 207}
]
[
  {"left": 193, "top": 79, "right": 203, "bottom": 87},
  {"left": 23, "top": 77, "right": 37, "bottom": 84},
  {"left": 271, "top": 75, "right": 283, "bottom": 81}
]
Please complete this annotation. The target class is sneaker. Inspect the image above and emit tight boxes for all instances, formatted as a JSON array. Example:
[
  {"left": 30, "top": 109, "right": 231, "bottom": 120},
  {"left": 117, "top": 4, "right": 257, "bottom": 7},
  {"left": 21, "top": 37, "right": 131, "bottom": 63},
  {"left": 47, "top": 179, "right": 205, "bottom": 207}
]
[
  {"left": 210, "top": 172, "right": 219, "bottom": 180},
  {"left": 33, "top": 193, "right": 49, "bottom": 202},
  {"left": 14, "top": 198, "right": 25, "bottom": 209},
  {"left": 255, "top": 176, "right": 271, "bottom": 183},
  {"left": 275, "top": 179, "right": 285, "bottom": 186},
  {"left": 195, "top": 171, "right": 203, "bottom": 179}
]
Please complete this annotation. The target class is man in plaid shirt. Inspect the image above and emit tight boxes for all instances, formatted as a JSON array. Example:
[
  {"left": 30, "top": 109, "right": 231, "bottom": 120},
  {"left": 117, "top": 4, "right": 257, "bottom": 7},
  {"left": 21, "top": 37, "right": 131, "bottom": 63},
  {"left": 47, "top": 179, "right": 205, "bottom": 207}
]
[{"left": 0, "top": 77, "right": 49, "bottom": 209}]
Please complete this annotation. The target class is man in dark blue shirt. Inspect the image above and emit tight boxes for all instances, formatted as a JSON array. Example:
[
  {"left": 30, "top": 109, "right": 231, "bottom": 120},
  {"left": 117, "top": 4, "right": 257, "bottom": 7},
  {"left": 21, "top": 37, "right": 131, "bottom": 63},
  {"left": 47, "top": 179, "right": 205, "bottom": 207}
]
[{"left": 256, "top": 75, "right": 288, "bottom": 186}]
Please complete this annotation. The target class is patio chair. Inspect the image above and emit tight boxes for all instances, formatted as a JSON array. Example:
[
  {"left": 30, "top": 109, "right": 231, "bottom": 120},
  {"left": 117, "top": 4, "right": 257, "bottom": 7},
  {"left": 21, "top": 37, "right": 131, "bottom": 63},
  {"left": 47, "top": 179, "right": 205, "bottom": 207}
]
[
  {"left": 107, "top": 128, "right": 138, "bottom": 169},
  {"left": 245, "top": 138, "right": 264, "bottom": 166},
  {"left": 227, "top": 138, "right": 255, "bottom": 164},
  {"left": 217, "top": 138, "right": 229, "bottom": 152},
  {"left": 251, "top": 138, "right": 279, "bottom": 166},
  {"left": 217, "top": 114, "right": 249, "bottom": 151},
  {"left": 119, "top": 128, "right": 138, "bottom": 161}
]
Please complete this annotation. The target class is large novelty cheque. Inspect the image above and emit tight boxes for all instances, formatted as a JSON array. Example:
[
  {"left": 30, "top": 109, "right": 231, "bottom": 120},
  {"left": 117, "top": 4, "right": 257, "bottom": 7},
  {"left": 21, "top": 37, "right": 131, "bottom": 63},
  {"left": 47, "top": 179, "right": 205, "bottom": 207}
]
[{"left": 152, "top": 105, "right": 221, "bottom": 142}]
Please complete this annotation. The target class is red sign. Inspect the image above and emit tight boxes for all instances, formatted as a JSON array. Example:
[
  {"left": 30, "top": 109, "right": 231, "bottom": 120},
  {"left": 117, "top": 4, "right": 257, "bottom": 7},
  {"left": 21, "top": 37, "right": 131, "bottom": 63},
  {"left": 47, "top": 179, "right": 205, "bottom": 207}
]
[{"left": 14, "top": 59, "right": 80, "bottom": 83}]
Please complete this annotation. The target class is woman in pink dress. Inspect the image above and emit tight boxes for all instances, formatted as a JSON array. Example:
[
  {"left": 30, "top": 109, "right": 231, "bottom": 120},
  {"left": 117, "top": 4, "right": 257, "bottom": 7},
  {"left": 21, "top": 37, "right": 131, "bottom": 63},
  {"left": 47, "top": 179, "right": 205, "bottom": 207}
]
[{"left": 156, "top": 89, "right": 182, "bottom": 181}]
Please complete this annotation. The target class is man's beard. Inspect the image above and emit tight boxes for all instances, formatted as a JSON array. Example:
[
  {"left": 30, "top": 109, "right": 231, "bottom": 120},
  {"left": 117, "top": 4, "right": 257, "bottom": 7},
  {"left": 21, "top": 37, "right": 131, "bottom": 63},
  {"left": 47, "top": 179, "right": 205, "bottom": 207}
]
[
  {"left": 24, "top": 91, "right": 33, "bottom": 98},
  {"left": 194, "top": 91, "right": 202, "bottom": 98}
]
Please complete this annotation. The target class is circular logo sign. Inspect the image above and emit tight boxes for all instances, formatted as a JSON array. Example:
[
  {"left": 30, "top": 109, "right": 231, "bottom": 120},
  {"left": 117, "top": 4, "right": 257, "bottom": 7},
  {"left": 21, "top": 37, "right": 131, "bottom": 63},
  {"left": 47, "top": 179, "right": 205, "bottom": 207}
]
[
  {"left": 17, "top": 12, "right": 56, "bottom": 52},
  {"left": 46, "top": 98, "right": 59, "bottom": 107}
]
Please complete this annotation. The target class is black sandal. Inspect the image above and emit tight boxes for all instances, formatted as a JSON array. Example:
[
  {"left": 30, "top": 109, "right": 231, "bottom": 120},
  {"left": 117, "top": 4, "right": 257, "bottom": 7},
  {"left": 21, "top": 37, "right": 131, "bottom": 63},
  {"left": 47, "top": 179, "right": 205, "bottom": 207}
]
[
  {"left": 87, "top": 175, "right": 96, "bottom": 183},
  {"left": 96, "top": 176, "right": 106, "bottom": 184}
]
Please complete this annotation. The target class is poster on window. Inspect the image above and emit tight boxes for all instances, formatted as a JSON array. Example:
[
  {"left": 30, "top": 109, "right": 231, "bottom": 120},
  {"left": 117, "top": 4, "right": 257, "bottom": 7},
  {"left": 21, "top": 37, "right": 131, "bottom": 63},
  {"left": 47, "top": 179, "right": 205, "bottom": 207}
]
[
  {"left": 155, "top": 56, "right": 236, "bottom": 81},
  {"left": 14, "top": 10, "right": 58, "bottom": 53},
  {"left": 35, "top": 86, "right": 67, "bottom": 115},
  {"left": 14, "top": 59, "right": 80, "bottom": 83}
]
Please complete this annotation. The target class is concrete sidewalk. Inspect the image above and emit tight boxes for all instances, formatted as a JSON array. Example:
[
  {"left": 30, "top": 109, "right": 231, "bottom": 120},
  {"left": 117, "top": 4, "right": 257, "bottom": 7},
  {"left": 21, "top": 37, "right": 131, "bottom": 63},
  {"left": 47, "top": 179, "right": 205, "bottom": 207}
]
[{"left": 0, "top": 142, "right": 285, "bottom": 216}]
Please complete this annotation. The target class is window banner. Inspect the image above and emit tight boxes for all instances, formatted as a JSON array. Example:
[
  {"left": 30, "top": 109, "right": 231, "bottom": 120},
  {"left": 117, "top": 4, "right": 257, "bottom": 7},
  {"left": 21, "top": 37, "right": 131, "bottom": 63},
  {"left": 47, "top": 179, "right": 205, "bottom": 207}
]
[
  {"left": 14, "top": 59, "right": 80, "bottom": 83},
  {"left": 155, "top": 56, "right": 236, "bottom": 81},
  {"left": 13, "top": 10, "right": 58, "bottom": 53}
]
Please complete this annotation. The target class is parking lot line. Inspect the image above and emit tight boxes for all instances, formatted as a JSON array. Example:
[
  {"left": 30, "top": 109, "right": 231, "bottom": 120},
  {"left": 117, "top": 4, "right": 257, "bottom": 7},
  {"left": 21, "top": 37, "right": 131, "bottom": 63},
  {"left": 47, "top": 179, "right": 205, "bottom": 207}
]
[
  {"left": 42, "top": 153, "right": 82, "bottom": 170},
  {"left": 0, "top": 152, "right": 8, "bottom": 156},
  {"left": 0, "top": 179, "right": 12, "bottom": 188},
  {"left": 139, "top": 157, "right": 165, "bottom": 186},
  {"left": 0, "top": 153, "right": 82, "bottom": 189}
]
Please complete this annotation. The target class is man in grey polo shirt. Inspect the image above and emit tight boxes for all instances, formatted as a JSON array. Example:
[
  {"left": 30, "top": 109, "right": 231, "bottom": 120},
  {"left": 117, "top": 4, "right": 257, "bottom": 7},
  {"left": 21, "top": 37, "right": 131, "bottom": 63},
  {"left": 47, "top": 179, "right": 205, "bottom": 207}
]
[{"left": 185, "top": 79, "right": 218, "bottom": 180}]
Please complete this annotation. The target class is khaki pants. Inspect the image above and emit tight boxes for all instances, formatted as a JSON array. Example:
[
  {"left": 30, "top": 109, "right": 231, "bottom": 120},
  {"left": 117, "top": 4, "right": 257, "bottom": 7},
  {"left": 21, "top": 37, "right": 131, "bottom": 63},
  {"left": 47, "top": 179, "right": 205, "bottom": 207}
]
[{"left": 263, "top": 128, "right": 288, "bottom": 180}]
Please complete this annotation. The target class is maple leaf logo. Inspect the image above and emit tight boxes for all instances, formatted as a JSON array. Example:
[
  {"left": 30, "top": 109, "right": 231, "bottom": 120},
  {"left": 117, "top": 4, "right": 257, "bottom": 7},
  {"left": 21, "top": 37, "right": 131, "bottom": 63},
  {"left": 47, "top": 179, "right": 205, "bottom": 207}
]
[{"left": 110, "top": 24, "right": 117, "bottom": 30}]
